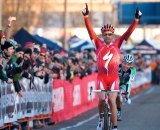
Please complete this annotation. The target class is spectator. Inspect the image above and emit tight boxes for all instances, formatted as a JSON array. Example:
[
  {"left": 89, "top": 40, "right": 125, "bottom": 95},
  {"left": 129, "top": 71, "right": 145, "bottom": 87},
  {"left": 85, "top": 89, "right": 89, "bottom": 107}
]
[
  {"left": 0, "top": 30, "right": 6, "bottom": 45},
  {"left": 150, "top": 58, "right": 158, "bottom": 84},
  {"left": 24, "top": 42, "right": 34, "bottom": 52},
  {"left": 1, "top": 40, "right": 23, "bottom": 96}
]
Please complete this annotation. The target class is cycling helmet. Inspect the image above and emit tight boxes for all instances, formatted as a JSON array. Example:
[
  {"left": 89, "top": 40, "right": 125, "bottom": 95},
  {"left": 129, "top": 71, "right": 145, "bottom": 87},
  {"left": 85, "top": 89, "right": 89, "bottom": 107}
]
[
  {"left": 101, "top": 24, "right": 115, "bottom": 33},
  {"left": 123, "top": 54, "right": 134, "bottom": 63}
]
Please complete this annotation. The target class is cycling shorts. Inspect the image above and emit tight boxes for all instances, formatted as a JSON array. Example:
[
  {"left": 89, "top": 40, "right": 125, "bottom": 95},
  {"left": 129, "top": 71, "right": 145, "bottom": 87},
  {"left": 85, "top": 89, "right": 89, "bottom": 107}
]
[{"left": 96, "top": 74, "right": 119, "bottom": 100}]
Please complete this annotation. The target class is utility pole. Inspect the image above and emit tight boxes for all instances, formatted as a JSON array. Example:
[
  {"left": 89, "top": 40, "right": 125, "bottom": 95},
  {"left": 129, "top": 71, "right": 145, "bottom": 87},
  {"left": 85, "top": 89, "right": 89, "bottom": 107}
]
[
  {"left": 63, "top": 0, "right": 67, "bottom": 49},
  {"left": 0, "top": 0, "right": 2, "bottom": 29},
  {"left": 103, "top": 0, "right": 107, "bottom": 25}
]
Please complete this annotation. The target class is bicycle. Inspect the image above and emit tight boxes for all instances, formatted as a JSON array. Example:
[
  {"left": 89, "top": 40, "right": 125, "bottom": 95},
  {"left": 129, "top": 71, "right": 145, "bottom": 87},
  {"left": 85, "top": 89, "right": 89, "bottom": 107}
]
[{"left": 90, "top": 87, "right": 119, "bottom": 130}]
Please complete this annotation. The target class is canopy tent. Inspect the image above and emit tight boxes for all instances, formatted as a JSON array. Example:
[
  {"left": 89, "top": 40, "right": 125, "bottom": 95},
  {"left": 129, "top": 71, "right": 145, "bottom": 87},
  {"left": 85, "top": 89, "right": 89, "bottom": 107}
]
[
  {"left": 131, "top": 40, "right": 158, "bottom": 54},
  {"left": 81, "top": 43, "right": 95, "bottom": 51},
  {"left": 34, "top": 35, "right": 64, "bottom": 51},
  {"left": 69, "top": 39, "right": 95, "bottom": 52},
  {"left": 147, "top": 39, "right": 160, "bottom": 54},
  {"left": 14, "top": 28, "right": 64, "bottom": 51},
  {"left": 67, "top": 35, "right": 81, "bottom": 44},
  {"left": 13, "top": 28, "right": 42, "bottom": 46}
]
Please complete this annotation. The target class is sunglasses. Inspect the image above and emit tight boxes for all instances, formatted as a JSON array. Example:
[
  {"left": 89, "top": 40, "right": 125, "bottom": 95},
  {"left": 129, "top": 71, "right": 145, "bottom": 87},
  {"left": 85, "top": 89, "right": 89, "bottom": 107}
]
[{"left": 103, "top": 33, "right": 113, "bottom": 37}]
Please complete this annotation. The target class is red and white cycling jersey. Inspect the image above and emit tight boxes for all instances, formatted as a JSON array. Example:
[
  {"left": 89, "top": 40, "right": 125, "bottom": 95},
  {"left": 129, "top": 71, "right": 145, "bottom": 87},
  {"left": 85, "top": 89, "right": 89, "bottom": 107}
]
[
  {"left": 96, "top": 41, "right": 120, "bottom": 75},
  {"left": 84, "top": 16, "right": 139, "bottom": 90}
]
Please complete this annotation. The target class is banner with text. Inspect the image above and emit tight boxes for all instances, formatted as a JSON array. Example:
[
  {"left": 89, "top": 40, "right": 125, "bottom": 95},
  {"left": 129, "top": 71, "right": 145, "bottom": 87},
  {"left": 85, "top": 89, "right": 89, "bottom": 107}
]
[{"left": 52, "top": 73, "right": 98, "bottom": 122}]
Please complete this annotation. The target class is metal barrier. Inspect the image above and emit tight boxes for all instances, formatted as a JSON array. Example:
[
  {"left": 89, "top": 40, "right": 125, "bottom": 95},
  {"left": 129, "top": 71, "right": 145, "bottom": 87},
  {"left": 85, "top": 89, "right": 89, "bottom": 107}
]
[{"left": 0, "top": 77, "right": 53, "bottom": 129}]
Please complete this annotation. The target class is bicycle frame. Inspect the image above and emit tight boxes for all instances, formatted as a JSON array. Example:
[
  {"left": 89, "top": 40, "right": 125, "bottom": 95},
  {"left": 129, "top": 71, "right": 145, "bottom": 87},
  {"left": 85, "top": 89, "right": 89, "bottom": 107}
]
[{"left": 90, "top": 87, "right": 119, "bottom": 130}]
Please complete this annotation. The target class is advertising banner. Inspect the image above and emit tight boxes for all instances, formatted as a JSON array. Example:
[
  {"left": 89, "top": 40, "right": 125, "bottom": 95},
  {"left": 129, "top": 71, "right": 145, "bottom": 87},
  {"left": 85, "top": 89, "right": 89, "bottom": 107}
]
[{"left": 52, "top": 73, "right": 98, "bottom": 122}]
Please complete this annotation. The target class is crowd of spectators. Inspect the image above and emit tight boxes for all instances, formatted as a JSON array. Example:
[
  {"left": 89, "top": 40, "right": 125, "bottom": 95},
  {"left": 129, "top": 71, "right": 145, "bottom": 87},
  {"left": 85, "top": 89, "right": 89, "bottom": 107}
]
[
  {"left": 134, "top": 52, "right": 149, "bottom": 71},
  {"left": 133, "top": 52, "right": 160, "bottom": 84},
  {"left": 0, "top": 16, "right": 98, "bottom": 129},
  {"left": 0, "top": 16, "right": 98, "bottom": 94}
]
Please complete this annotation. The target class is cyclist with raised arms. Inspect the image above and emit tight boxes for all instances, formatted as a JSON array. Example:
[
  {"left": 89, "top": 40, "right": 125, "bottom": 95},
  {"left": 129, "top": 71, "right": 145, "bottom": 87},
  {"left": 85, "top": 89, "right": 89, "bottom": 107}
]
[
  {"left": 117, "top": 54, "right": 136, "bottom": 121},
  {"left": 82, "top": 3, "right": 142, "bottom": 130}
]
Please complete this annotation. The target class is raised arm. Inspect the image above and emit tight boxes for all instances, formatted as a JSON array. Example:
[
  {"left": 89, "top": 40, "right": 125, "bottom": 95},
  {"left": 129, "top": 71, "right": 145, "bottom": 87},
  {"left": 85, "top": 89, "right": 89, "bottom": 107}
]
[
  {"left": 82, "top": 4, "right": 98, "bottom": 43},
  {"left": 4, "top": 16, "right": 16, "bottom": 40},
  {"left": 117, "top": 7, "right": 142, "bottom": 48}
]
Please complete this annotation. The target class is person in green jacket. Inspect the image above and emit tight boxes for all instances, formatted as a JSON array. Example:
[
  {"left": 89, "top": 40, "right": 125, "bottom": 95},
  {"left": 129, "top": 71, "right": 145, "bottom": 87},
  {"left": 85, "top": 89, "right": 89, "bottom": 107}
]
[
  {"left": 0, "top": 64, "right": 13, "bottom": 83},
  {"left": 117, "top": 54, "right": 136, "bottom": 121}
]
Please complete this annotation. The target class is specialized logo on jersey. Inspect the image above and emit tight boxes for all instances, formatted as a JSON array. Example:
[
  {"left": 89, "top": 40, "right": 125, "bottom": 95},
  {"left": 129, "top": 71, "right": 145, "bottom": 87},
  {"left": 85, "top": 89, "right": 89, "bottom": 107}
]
[{"left": 103, "top": 50, "right": 113, "bottom": 70}]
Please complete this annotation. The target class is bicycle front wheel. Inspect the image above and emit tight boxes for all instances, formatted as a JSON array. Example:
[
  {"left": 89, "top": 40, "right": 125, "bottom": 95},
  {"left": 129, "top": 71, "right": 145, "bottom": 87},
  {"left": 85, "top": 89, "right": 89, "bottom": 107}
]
[{"left": 103, "top": 104, "right": 111, "bottom": 130}]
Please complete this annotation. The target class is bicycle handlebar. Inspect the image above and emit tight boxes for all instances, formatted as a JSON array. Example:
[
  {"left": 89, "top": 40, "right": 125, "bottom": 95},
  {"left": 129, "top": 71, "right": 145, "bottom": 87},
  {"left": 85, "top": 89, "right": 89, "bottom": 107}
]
[
  {"left": 92, "top": 89, "right": 119, "bottom": 93},
  {"left": 90, "top": 87, "right": 119, "bottom": 95},
  {"left": 89, "top": 87, "right": 119, "bottom": 101}
]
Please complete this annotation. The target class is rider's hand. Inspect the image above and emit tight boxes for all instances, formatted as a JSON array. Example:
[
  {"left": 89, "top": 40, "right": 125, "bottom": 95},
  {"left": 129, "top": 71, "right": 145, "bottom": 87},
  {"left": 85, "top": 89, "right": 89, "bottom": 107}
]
[
  {"left": 125, "top": 93, "right": 131, "bottom": 104},
  {"left": 135, "top": 7, "right": 142, "bottom": 19},
  {"left": 82, "top": 3, "right": 89, "bottom": 16},
  {"left": 125, "top": 92, "right": 129, "bottom": 100}
]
